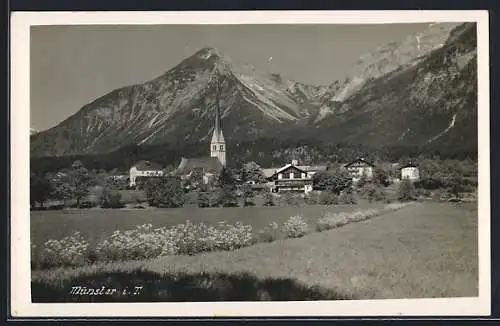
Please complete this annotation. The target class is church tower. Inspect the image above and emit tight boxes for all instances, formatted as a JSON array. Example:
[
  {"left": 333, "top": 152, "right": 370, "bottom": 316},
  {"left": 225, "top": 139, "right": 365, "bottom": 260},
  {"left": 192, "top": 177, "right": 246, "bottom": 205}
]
[{"left": 210, "top": 85, "right": 226, "bottom": 166}]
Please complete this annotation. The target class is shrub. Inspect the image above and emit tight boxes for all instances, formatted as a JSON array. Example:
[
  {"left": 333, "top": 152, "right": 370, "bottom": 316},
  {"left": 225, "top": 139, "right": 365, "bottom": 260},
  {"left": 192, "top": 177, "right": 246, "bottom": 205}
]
[
  {"left": 282, "top": 215, "right": 309, "bottom": 239},
  {"left": 256, "top": 222, "right": 278, "bottom": 243},
  {"left": 144, "top": 177, "right": 185, "bottom": 208},
  {"left": 373, "top": 186, "right": 387, "bottom": 202},
  {"left": 315, "top": 203, "right": 412, "bottom": 233},
  {"left": 304, "top": 191, "right": 320, "bottom": 205},
  {"left": 197, "top": 190, "right": 210, "bottom": 208},
  {"left": 94, "top": 221, "right": 253, "bottom": 261},
  {"left": 100, "top": 189, "right": 125, "bottom": 209},
  {"left": 242, "top": 184, "right": 255, "bottom": 206},
  {"left": 316, "top": 209, "right": 379, "bottom": 232},
  {"left": 263, "top": 192, "right": 275, "bottom": 206},
  {"left": 319, "top": 191, "right": 339, "bottom": 205},
  {"left": 220, "top": 185, "right": 239, "bottom": 207},
  {"left": 397, "top": 179, "right": 417, "bottom": 202},
  {"left": 339, "top": 191, "right": 357, "bottom": 204},
  {"left": 39, "top": 232, "right": 90, "bottom": 268}
]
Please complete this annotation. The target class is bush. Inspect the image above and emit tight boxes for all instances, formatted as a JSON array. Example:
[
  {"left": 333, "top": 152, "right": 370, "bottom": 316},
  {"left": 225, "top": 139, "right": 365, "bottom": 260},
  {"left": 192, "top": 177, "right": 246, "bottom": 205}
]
[
  {"left": 263, "top": 192, "right": 275, "bottom": 206},
  {"left": 197, "top": 190, "right": 210, "bottom": 208},
  {"left": 339, "top": 191, "right": 357, "bottom": 204},
  {"left": 219, "top": 186, "right": 239, "bottom": 207},
  {"left": 256, "top": 222, "right": 279, "bottom": 243},
  {"left": 100, "top": 189, "right": 125, "bottom": 209},
  {"left": 316, "top": 209, "right": 379, "bottom": 232},
  {"left": 315, "top": 203, "right": 413, "bottom": 232},
  {"left": 242, "top": 184, "right": 255, "bottom": 207},
  {"left": 38, "top": 232, "right": 90, "bottom": 268},
  {"left": 319, "top": 191, "right": 339, "bottom": 205},
  {"left": 93, "top": 221, "right": 254, "bottom": 261},
  {"left": 144, "top": 177, "right": 185, "bottom": 208},
  {"left": 282, "top": 215, "right": 309, "bottom": 239},
  {"left": 414, "top": 177, "right": 445, "bottom": 190},
  {"left": 304, "top": 191, "right": 320, "bottom": 205},
  {"left": 397, "top": 179, "right": 417, "bottom": 202}
]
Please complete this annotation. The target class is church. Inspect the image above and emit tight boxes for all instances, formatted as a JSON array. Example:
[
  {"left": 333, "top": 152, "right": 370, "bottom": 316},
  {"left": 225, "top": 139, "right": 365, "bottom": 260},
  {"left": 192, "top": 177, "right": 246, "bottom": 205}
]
[{"left": 172, "top": 93, "right": 227, "bottom": 184}]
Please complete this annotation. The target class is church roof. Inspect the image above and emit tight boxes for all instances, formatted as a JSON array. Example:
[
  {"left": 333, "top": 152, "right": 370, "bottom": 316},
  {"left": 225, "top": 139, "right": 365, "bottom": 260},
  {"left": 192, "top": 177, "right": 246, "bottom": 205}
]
[
  {"left": 132, "top": 160, "right": 163, "bottom": 171},
  {"left": 211, "top": 128, "right": 225, "bottom": 143},
  {"left": 174, "top": 156, "right": 224, "bottom": 175}
]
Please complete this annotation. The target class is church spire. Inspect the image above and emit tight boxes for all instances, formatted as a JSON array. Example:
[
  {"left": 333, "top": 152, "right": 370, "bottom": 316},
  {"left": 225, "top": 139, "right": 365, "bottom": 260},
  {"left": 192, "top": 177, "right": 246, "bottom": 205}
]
[{"left": 210, "top": 78, "right": 226, "bottom": 166}]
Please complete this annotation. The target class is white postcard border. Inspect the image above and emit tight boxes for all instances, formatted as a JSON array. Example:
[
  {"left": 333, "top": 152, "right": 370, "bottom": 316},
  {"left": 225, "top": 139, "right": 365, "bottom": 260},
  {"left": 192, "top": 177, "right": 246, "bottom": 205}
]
[{"left": 10, "top": 10, "right": 491, "bottom": 317}]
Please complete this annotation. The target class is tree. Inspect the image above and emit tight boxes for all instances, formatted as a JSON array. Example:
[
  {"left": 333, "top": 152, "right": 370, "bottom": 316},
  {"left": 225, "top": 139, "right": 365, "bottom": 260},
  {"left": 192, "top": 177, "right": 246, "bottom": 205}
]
[
  {"left": 100, "top": 188, "right": 125, "bottom": 208},
  {"left": 240, "top": 161, "right": 266, "bottom": 183},
  {"left": 67, "top": 160, "right": 95, "bottom": 207},
  {"left": 446, "top": 174, "right": 466, "bottom": 199},
  {"left": 219, "top": 185, "right": 239, "bottom": 207},
  {"left": 217, "top": 167, "right": 236, "bottom": 188},
  {"left": 48, "top": 171, "right": 73, "bottom": 207},
  {"left": 397, "top": 179, "right": 417, "bottom": 202},
  {"left": 312, "top": 170, "right": 352, "bottom": 194},
  {"left": 241, "top": 183, "right": 255, "bottom": 206},
  {"left": 144, "top": 176, "right": 185, "bottom": 208},
  {"left": 30, "top": 173, "right": 52, "bottom": 208},
  {"left": 197, "top": 184, "right": 210, "bottom": 208},
  {"left": 216, "top": 167, "right": 239, "bottom": 207},
  {"left": 373, "top": 167, "right": 391, "bottom": 187}
]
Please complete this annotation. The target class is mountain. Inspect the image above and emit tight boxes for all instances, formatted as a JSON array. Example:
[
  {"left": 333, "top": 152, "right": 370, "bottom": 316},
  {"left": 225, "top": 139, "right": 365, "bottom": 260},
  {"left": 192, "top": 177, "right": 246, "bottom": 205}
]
[
  {"left": 315, "top": 22, "right": 477, "bottom": 150},
  {"left": 30, "top": 47, "right": 327, "bottom": 157},
  {"left": 314, "top": 22, "right": 461, "bottom": 122},
  {"left": 31, "top": 22, "right": 477, "bottom": 163}
]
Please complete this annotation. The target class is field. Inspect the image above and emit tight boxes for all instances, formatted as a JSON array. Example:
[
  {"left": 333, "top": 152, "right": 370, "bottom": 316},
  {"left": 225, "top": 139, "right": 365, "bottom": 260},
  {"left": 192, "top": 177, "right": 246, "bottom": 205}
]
[
  {"left": 30, "top": 202, "right": 385, "bottom": 248},
  {"left": 31, "top": 201, "right": 478, "bottom": 301}
]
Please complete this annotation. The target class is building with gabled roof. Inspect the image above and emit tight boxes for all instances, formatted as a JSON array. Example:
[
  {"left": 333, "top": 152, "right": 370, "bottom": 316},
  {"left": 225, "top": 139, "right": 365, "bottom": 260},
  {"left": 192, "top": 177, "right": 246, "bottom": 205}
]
[
  {"left": 267, "top": 160, "right": 314, "bottom": 194},
  {"left": 129, "top": 160, "right": 165, "bottom": 187},
  {"left": 400, "top": 162, "right": 420, "bottom": 180},
  {"left": 344, "top": 157, "right": 375, "bottom": 181}
]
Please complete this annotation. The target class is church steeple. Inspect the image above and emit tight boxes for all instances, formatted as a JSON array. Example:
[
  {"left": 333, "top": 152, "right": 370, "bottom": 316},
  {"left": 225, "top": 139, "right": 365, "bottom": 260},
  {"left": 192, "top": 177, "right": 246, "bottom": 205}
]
[{"left": 210, "top": 80, "right": 226, "bottom": 166}]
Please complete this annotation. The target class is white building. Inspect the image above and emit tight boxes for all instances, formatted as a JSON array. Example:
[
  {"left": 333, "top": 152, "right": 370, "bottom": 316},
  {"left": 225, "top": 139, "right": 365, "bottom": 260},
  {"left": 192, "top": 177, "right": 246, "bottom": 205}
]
[
  {"left": 344, "top": 158, "right": 375, "bottom": 181},
  {"left": 129, "top": 160, "right": 164, "bottom": 187},
  {"left": 400, "top": 163, "right": 420, "bottom": 181}
]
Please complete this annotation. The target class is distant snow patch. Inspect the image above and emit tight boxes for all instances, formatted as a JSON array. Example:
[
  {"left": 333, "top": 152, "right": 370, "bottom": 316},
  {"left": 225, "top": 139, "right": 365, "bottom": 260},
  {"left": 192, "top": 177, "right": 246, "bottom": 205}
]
[{"left": 426, "top": 113, "right": 457, "bottom": 144}]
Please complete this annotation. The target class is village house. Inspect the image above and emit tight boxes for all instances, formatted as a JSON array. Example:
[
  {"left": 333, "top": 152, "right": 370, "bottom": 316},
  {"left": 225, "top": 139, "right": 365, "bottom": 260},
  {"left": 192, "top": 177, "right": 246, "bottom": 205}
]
[
  {"left": 129, "top": 160, "right": 165, "bottom": 187},
  {"left": 400, "top": 162, "right": 420, "bottom": 181},
  {"left": 267, "top": 160, "right": 321, "bottom": 194},
  {"left": 344, "top": 158, "right": 375, "bottom": 181}
]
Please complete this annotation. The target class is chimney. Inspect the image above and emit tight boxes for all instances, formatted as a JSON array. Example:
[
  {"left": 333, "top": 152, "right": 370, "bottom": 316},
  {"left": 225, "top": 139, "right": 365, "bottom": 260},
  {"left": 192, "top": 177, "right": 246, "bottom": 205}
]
[{"left": 291, "top": 159, "right": 298, "bottom": 166}]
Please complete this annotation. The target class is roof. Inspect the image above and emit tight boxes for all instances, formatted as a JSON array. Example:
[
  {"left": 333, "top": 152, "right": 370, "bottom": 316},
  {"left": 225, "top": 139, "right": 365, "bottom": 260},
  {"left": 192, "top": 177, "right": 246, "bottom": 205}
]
[
  {"left": 262, "top": 168, "right": 277, "bottom": 178},
  {"left": 174, "top": 156, "right": 224, "bottom": 175},
  {"left": 400, "top": 162, "right": 418, "bottom": 169},
  {"left": 275, "top": 164, "right": 308, "bottom": 174},
  {"left": 132, "top": 160, "right": 163, "bottom": 171},
  {"left": 297, "top": 165, "right": 328, "bottom": 172},
  {"left": 211, "top": 128, "right": 225, "bottom": 143},
  {"left": 344, "top": 158, "right": 375, "bottom": 168}
]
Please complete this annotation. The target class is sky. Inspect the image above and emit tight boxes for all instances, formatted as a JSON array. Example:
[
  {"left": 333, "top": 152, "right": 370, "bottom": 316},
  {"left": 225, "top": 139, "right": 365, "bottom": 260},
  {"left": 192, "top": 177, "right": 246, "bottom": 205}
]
[{"left": 30, "top": 23, "right": 431, "bottom": 131}]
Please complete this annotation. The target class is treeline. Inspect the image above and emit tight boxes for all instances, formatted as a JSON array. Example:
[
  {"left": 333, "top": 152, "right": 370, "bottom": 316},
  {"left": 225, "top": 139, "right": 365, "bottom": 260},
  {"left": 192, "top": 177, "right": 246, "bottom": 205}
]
[{"left": 30, "top": 137, "right": 477, "bottom": 175}]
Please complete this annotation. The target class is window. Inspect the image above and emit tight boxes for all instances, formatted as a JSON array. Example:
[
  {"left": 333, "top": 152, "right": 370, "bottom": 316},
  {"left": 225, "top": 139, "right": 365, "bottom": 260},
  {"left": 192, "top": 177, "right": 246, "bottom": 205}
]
[
  {"left": 293, "top": 172, "right": 301, "bottom": 179},
  {"left": 220, "top": 145, "right": 224, "bottom": 150},
  {"left": 213, "top": 145, "right": 217, "bottom": 151}
]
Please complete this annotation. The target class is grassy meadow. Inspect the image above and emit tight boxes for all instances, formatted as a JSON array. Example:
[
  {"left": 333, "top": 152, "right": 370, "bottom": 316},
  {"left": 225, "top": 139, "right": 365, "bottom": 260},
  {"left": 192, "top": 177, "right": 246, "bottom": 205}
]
[
  {"left": 30, "top": 202, "right": 385, "bottom": 249},
  {"left": 31, "top": 201, "right": 478, "bottom": 301}
]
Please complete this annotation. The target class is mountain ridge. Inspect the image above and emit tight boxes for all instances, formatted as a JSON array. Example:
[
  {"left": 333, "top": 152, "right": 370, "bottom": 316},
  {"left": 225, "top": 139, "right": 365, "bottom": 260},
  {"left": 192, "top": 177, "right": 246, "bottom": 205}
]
[{"left": 30, "top": 22, "right": 477, "bottom": 162}]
